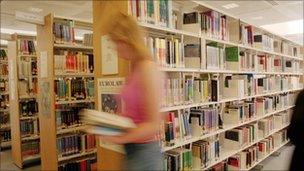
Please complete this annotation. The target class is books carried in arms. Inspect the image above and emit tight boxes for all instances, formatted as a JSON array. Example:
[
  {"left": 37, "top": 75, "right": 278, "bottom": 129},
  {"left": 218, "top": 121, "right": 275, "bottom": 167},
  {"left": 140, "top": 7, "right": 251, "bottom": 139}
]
[{"left": 80, "top": 109, "right": 136, "bottom": 136}]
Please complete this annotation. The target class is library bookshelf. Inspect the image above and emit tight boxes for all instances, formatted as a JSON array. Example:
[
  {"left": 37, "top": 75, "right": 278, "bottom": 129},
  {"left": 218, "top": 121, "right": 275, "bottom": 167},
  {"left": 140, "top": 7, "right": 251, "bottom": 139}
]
[
  {"left": 0, "top": 45, "right": 11, "bottom": 149},
  {"left": 95, "top": 0, "right": 304, "bottom": 171},
  {"left": 7, "top": 34, "right": 40, "bottom": 168},
  {"left": 37, "top": 14, "right": 96, "bottom": 170}
]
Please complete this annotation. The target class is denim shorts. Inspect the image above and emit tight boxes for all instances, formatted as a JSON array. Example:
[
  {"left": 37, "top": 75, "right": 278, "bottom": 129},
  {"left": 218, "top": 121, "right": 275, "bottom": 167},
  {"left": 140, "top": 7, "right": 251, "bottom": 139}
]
[{"left": 124, "top": 142, "right": 163, "bottom": 170}]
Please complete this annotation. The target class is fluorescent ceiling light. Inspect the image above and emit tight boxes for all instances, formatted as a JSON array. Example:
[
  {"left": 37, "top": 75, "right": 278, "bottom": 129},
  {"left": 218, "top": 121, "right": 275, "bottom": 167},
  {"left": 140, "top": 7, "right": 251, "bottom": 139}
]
[
  {"left": 1, "top": 28, "right": 85, "bottom": 40},
  {"left": 0, "top": 40, "right": 8, "bottom": 45},
  {"left": 28, "top": 7, "right": 43, "bottom": 13},
  {"left": 222, "top": 3, "right": 239, "bottom": 9},
  {"left": 1, "top": 28, "right": 36, "bottom": 36},
  {"left": 261, "top": 19, "right": 303, "bottom": 35},
  {"left": 252, "top": 16, "right": 263, "bottom": 20}
]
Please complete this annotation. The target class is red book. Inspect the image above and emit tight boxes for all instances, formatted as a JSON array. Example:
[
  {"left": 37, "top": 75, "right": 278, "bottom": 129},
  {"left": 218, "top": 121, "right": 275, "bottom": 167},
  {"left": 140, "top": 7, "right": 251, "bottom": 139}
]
[{"left": 80, "top": 160, "right": 87, "bottom": 171}]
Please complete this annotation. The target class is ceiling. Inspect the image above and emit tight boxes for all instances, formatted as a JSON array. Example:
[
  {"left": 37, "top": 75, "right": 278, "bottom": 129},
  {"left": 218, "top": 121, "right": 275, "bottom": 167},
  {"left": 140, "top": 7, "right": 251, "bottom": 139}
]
[
  {"left": 0, "top": 0, "right": 303, "bottom": 44},
  {"left": 201, "top": 0, "right": 303, "bottom": 45}
]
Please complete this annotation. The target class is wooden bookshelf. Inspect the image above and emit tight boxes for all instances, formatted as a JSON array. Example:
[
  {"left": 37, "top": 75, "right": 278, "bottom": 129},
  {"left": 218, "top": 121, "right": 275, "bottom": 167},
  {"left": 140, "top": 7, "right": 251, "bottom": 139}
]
[
  {"left": 37, "top": 14, "right": 97, "bottom": 170},
  {"left": 7, "top": 34, "right": 40, "bottom": 168},
  {"left": 95, "top": 0, "right": 303, "bottom": 170},
  {"left": 0, "top": 45, "right": 11, "bottom": 149}
]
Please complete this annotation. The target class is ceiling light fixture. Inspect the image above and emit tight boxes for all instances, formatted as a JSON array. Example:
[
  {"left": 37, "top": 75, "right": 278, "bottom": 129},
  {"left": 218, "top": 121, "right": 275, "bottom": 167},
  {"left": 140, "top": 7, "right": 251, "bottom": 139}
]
[
  {"left": 222, "top": 3, "right": 239, "bottom": 9},
  {"left": 1, "top": 28, "right": 36, "bottom": 36},
  {"left": 28, "top": 7, "right": 43, "bottom": 13},
  {"left": 0, "top": 40, "right": 8, "bottom": 45},
  {"left": 252, "top": 16, "right": 263, "bottom": 20}
]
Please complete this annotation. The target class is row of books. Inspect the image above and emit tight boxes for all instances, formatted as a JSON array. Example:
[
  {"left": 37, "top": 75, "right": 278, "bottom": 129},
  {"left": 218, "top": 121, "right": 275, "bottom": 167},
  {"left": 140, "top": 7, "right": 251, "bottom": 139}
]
[
  {"left": 223, "top": 122, "right": 258, "bottom": 149},
  {"left": 0, "top": 130, "right": 11, "bottom": 142},
  {"left": 56, "top": 133, "right": 96, "bottom": 157},
  {"left": 18, "top": 60, "right": 37, "bottom": 77},
  {"left": 0, "top": 79, "right": 9, "bottom": 92},
  {"left": 20, "top": 99, "right": 39, "bottom": 117},
  {"left": 0, "top": 49, "right": 7, "bottom": 60},
  {"left": 0, "top": 94, "right": 9, "bottom": 109},
  {"left": 163, "top": 110, "right": 191, "bottom": 146},
  {"left": 83, "top": 34, "right": 93, "bottom": 47},
  {"left": 18, "top": 79, "right": 38, "bottom": 97},
  {"left": 54, "top": 50, "right": 94, "bottom": 74},
  {"left": 183, "top": 11, "right": 229, "bottom": 41},
  {"left": 193, "top": 136, "right": 221, "bottom": 168},
  {"left": 0, "top": 63, "right": 8, "bottom": 76},
  {"left": 55, "top": 103, "right": 94, "bottom": 129},
  {"left": 164, "top": 148, "right": 193, "bottom": 171},
  {"left": 0, "top": 112, "right": 9, "bottom": 125},
  {"left": 53, "top": 20, "right": 75, "bottom": 44},
  {"left": 20, "top": 120, "right": 39, "bottom": 136},
  {"left": 55, "top": 78, "right": 94, "bottom": 101},
  {"left": 162, "top": 74, "right": 301, "bottom": 108},
  {"left": 129, "top": 0, "right": 171, "bottom": 27},
  {"left": 162, "top": 75, "right": 219, "bottom": 107},
  {"left": 58, "top": 158, "right": 97, "bottom": 171},
  {"left": 18, "top": 39, "right": 36, "bottom": 55},
  {"left": 240, "top": 25, "right": 299, "bottom": 57},
  {"left": 144, "top": 36, "right": 184, "bottom": 68},
  {"left": 223, "top": 93, "right": 294, "bottom": 126},
  {"left": 227, "top": 129, "right": 288, "bottom": 170},
  {"left": 189, "top": 107, "right": 219, "bottom": 136},
  {"left": 21, "top": 140, "right": 40, "bottom": 158}
]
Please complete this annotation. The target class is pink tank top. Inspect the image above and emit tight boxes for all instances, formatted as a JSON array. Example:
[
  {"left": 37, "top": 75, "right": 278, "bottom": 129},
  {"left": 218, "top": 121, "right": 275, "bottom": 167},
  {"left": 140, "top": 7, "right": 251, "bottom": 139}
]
[
  {"left": 120, "top": 66, "right": 165, "bottom": 143},
  {"left": 121, "top": 70, "right": 147, "bottom": 124}
]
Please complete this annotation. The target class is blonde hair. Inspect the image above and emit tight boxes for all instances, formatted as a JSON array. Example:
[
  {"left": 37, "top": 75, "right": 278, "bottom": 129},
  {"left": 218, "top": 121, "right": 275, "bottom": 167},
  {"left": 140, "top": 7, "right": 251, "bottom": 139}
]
[{"left": 107, "top": 13, "right": 151, "bottom": 61}]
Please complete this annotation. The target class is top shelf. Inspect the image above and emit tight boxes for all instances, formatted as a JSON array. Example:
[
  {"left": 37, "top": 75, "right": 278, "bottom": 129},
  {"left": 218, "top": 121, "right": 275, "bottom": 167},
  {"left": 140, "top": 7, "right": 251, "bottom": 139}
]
[{"left": 138, "top": 21, "right": 303, "bottom": 61}]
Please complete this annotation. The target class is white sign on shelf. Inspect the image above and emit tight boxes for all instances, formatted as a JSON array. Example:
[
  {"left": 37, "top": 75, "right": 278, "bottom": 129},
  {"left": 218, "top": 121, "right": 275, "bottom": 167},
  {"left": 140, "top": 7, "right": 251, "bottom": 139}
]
[
  {"left": 40, "top": 51, "right": 48, "bottom": 78},
  {"left": 101, "top": 35, "right": 118, "bottom": 75}
]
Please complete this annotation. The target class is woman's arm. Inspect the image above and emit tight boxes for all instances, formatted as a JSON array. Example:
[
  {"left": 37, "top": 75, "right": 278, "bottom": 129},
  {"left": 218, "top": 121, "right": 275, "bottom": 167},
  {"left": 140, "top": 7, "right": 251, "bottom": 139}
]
[{"left": 99, "top": 61, "right": 163, "bottom": 144}]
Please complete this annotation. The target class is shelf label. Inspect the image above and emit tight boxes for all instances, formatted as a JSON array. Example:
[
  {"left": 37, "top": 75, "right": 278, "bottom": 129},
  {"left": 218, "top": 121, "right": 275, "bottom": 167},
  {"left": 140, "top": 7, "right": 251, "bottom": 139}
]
[
  {"left": 101, "top": 35, "right": 118, "bottom": 75},
  {"left": 40, "top": 51, "right": 48, "bottom": 78},
  {"left": 40, "top": 81, "right": 51, "bottom": 117}
]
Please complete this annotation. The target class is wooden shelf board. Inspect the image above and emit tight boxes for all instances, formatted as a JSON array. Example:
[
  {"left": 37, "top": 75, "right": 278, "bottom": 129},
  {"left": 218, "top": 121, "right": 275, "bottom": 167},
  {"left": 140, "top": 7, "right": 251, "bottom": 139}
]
[{"left": 58, "top": 150, "right": 97, "bottom": 162}]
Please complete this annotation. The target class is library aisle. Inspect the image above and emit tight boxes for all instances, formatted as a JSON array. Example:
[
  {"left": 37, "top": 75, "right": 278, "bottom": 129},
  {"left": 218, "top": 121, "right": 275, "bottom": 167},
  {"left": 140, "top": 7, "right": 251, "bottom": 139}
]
[{"left": 0, "top": 0, "right": 303, "bottom": 171}]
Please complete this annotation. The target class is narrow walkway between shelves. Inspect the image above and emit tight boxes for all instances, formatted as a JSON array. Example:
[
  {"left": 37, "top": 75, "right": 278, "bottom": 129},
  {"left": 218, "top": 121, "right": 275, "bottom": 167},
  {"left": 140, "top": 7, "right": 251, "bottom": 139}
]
[{"left": 0, "top": 149, "right": 40, "bottom": 171}]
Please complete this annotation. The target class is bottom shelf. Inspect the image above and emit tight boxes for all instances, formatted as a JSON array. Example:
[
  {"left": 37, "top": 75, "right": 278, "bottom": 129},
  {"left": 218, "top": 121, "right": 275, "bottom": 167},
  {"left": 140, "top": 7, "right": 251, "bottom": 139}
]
[
  {"left": 245, "top": 140, "right": 290, "bottom": 171},
  {"left": 23, "top": 154, "right": 41, "bottom": 163}
]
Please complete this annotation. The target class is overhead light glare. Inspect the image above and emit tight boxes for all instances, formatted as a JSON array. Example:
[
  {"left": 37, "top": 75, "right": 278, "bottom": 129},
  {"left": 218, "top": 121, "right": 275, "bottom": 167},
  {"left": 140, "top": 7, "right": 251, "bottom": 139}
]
[
  {"left": 222, "top": 3, "right": 239, "bottom": 9},
  {"left": 252, "top": 16, "right": 263, "bottom": 20},
  {"left": 28, "top": 7, "right": 43, "bottom": 13}
]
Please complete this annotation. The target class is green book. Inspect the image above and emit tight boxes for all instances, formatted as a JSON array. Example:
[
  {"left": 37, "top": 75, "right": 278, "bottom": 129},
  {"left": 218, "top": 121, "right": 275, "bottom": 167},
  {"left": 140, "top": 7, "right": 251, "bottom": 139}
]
[{"left": 225, "top": 47, "right": 239, "bottom": 62}]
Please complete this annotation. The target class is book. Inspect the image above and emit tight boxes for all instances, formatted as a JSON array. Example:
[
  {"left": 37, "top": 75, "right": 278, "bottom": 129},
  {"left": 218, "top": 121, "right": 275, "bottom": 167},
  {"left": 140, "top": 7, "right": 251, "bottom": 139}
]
[
  {"left": 21, "top": 139, "right": 40, "bottom": 157},
  {"left": 189, "top": 107, "right": 219, "bottom": 135},
  {"left": 18, "top": 39, "right": 36, "bottom": 55},
  {"left": 53, "top": 19, "right": 75, "bottom": 44},
  {"left": 184, "top": 44, "right": 200, "bottom": 68},
  {"left": 58, "top": 158, "right": 97, "bottom": 171},
  {"left": 80, "top": 109, "right": 136, "bottom": 136},
  {"left": 201, "top": 11, "right": 229, "bottom": 41},
  {"left": 225, "top": 47, "right": 239, "bottom": 70},
  {"left": 54, "top": 50, "right": 94, "bottom": 74},
  {"left": 192, "top": 136, "right": 220, "bottom": 168},
  {"left": 55, "top": 77, "right": 94, "bottom": 101},
  {"left": 57, "top": 133, "right": 96, "bottom": 157}
]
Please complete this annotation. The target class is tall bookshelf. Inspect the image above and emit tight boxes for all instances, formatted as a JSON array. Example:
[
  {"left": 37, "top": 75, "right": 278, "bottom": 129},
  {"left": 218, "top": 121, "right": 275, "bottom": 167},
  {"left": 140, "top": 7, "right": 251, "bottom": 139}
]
[
  {"left": 94, "top": 0, "right": 303, "bottom": 170},
  {"left": 7, "top": 34, "right": 40, "bottom": 168},
  {"left": 0, "top": 45, "right": 11, "bottom": 149},
  {"left": 36, "top": 14, "right": 97, "bottom": 170}
]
